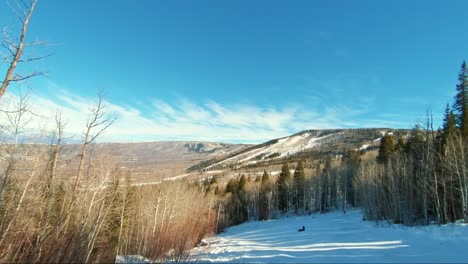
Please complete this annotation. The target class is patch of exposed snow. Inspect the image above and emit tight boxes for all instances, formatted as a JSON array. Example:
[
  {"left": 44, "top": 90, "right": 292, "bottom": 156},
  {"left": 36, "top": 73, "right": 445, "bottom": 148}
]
[
  {"left": 131, "top": 180, "right": 162, "bottom": 187},
  {"left": 268, "top": 169, "right": 295, "bottom": 176},
  {"left": 204, "top": 170, "right": 223, "bottom": 174},
  {"left": 115, "top": 255, "right": 151, "bottom": 263},
  {"left": 164, "top": 173, "right": 190, "bottom": 181},
  {"left": 359, "top": 144, "right": 370, "bottom": 150}
]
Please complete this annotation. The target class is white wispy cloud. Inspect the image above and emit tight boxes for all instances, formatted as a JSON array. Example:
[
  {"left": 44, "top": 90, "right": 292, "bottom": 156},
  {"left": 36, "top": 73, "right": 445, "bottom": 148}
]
[{"left": 0, "top": 88, "right": 416, "bottom": 144}]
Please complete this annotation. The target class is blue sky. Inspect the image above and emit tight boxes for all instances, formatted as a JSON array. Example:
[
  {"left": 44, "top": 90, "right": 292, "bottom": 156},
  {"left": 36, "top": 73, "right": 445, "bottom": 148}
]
[{"left": 0, "top": 0, "right": 466, "bottom": 143}]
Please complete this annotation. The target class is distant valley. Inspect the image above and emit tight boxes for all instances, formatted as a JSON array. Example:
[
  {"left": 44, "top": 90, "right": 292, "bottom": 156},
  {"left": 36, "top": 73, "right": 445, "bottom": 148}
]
[
  {"left": 56, "top": 128, "right": 408, "bottom": 185},
  {"left": 0, "top": 128, "right": 408, "bottom": 186}
]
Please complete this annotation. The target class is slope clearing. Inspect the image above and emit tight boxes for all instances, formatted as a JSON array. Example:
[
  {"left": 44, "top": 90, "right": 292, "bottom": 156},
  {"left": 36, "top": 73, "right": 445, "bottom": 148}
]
[{"left": 190, "top": 210, "right": 468, "bottom": 263}]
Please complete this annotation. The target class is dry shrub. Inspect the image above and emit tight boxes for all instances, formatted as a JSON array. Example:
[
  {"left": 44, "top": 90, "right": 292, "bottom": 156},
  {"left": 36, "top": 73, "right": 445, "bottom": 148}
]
[{"left": 0, "top": 148, "right": 218, "bottom": 263}]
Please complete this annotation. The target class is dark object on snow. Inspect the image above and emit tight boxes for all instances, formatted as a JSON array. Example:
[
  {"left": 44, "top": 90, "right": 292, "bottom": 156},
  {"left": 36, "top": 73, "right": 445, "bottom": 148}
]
[{"left": 298, "top": 226, "right": 305, "bottom": 232}]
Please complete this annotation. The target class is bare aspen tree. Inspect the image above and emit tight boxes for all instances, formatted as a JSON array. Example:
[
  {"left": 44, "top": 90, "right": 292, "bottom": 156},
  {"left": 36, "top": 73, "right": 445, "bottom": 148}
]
[
  {"left": 83, "top": 170, "right": 117, "bottom": 263},
  {"left": 426, "top": 110, "right": 443, "bottom": 224},
  {"left": 40, "top": 110, "right": 66, "bottom": 203},
  {"left": 446, "top": 133, "right": 468, "bottom": 222},
  {"left": 0, "top": 92, "right": 32, "bottom": 210},
  {"left": 32, "top": 111, "right": 67, "bottom": 262},
  {"left": 0, "top": 0, "right": 50, "bottom": 99},
  {"left": 117, "top": 176, "right": 133, "bottom": 256},
  {"left": 49, "top": 111, "right": 66, "bottom": 182},
  {"left": 73, "top": 90, "right": 115, "bottom": 195},
  {"left": 151, "top": 189, "right": 161, "bottom": 238}
]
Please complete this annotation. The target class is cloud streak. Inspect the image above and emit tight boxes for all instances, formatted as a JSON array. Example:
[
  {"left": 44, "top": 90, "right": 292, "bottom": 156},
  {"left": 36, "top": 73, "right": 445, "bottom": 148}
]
[{"left": 0, "top": 89, "right": 421, "bottom": 144}]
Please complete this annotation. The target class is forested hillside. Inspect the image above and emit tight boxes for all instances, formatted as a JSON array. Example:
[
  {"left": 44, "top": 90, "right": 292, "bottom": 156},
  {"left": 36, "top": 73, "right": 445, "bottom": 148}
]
[{"left": 209, "top": 62, "right": 468, "bottom": 228}]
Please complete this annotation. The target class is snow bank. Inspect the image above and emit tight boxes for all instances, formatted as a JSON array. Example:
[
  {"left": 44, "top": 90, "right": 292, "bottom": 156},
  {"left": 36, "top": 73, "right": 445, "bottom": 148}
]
[
  {"left": 115, "top": 255, "right": 151, "bottom": 263},
  {"left": 190, "top": 210, "right": 468, "bottom": 263}
]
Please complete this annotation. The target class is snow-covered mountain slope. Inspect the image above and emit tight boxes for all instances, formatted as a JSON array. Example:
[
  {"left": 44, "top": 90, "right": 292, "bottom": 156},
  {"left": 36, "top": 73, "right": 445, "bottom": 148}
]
[
  {"left": 190, "top": 210, "right": 468, "bottom": 263},
  {"left": 191, "top": 129, "right": 398, "bottom": 172}
]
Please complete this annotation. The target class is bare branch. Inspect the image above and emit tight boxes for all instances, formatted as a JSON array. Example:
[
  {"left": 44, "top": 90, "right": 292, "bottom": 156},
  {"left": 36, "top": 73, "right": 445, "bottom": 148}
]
[
  {"left": 1, "top": 44, "right": 13, "bottom": 55},
  {"left": 0, "top": 106, "right": 37, "bottom": 116},
  {"left": 17, "top": 52, "right": 54, "bottom": 62},
  {"left": 10, "top": 71, "right": 45, "bottom": 82},
  {"left": 19, "top": 0, "right": 30, "bottom": 10},
  {"left": 23, "top": 40, "right": 49, "bottom": 46},
  {"left": 88, "top": 118, "right": 116, "bottom": 144},
  {"left": 6, "top": 1, "right": 25, "bottom": 23}
]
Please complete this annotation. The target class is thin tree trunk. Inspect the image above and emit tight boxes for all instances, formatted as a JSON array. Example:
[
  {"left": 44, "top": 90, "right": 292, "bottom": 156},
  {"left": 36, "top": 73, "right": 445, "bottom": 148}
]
[
  {"left": 0, "top": 0, "right": 38, "bottom": 98},
  {"left": 151, "top": 191, "right": 161, "bottom": 237},
  {"left": 117, "top": 189, "right": 128, "bottom": 256}
]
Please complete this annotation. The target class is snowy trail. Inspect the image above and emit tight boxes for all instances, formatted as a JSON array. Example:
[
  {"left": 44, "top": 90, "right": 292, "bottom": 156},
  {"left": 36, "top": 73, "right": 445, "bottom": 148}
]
[{"left": 190, "top": 210, "right": 468, "bottom": 263}]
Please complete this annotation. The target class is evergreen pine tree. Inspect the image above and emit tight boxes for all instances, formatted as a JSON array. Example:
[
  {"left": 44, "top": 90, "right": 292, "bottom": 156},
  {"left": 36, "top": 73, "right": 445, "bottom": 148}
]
[
  {"left": 225, "top": 178, "right": 238, "bottom": 193},
  {"left": 277, "top": 162, "right": 291, "bottom": 213},
  {"left": 226, "top": 175, "right": 248, "bottom": 225},
  {"left": 342, "top": 150, "right": 360, "bottom": 207},
  {"left": 395, "top": 136, "right": 405, "bottom": 152},
  {"left": 443, "top": 104, "right": 458, "bottom": 137},
  {"left": 405, "top": 125, "right": 425, "bottom": 155},
  {"left": 453, "top": 61, "right": 468, "bottom": 139},
  {"left": 261, "top": 170, "right": 270, "bottom": 186},
  {"left": 259, "top": 170, "right": 271, "bottom": 220},
  {"left": 210, "top": 175, "right": 218, "bottom": 185},
  {"left": 293, "top": 161, "right": 306, "bottom": 213},
  {"left": 238, "top": 175, "right": 247, "bottom": 191},
  {"left": 376, "top": 133, "right": 395, "bottom": 163},
  {"left": 437, "top": 104, "right": 458, "bottom": 156},
  {"left": 319, "top": 158, "right": 332, "bottom": 213}
]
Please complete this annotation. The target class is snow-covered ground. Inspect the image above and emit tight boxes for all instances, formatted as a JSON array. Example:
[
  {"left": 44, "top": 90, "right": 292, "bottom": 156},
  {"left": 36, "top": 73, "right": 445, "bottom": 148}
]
[{"left": 190, "top": 210, "right": 468, "bottom": 263}]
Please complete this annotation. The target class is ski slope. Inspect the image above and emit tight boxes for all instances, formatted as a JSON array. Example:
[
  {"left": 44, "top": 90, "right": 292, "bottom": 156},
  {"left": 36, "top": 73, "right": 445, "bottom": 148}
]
[
  {"left": 190, "top": 210, "right": 468, "bottom": 263},
  {"left": 204, "top": 131, "right": 345, "bottom": 170}
]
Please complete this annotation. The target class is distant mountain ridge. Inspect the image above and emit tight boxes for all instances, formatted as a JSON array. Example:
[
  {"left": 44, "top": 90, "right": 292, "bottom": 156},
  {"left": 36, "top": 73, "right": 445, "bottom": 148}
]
[
  {"left": 1, "top": 128, "right": 408, "bottom": 182},
  {"left": 187, "top": 128, "right": 408, "bottom": 172}
]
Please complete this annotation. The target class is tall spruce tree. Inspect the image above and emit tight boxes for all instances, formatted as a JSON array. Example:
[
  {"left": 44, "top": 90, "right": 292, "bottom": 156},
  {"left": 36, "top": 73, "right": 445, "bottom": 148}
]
[
  {"left": 405, "top": 125, "right": 425, "bottom": 155},
  {"left": 443, "top": 104, "right": 458, "bottom": 137},
  {"left": 437, "top": 104, "right": 458, "bottom": 156},
  {"left": 226, "top": 175, "right": 248, "bottom": 225},
  {"left": 293, "top": 161, "right": 306, "bottom": 213},
  {"left": 320, "top": 158, "right": 333, "bottom": 212},
  {"left": 453, "top": 61, "right": 468, "bottom": 139},
  {"left": 225, "top": 178, "right": 238, "bottom": 193},
  {"left": 377, "top": 133, "right": 395, "bottom": 164},
  {"left": 277, "top": 162, "right": 291, "bottom": 213},
  {"left": 395, "top": 136, "right": 405, "bottom": 152},
  {"left": 259, "top": 170, "right": 271, "bottom": 220},
  {"left": 342, "top": 150, "right": 360, "bottom": 207},
  {"left": 238, "top": 175, "right": 247, "bottom": 191}
]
